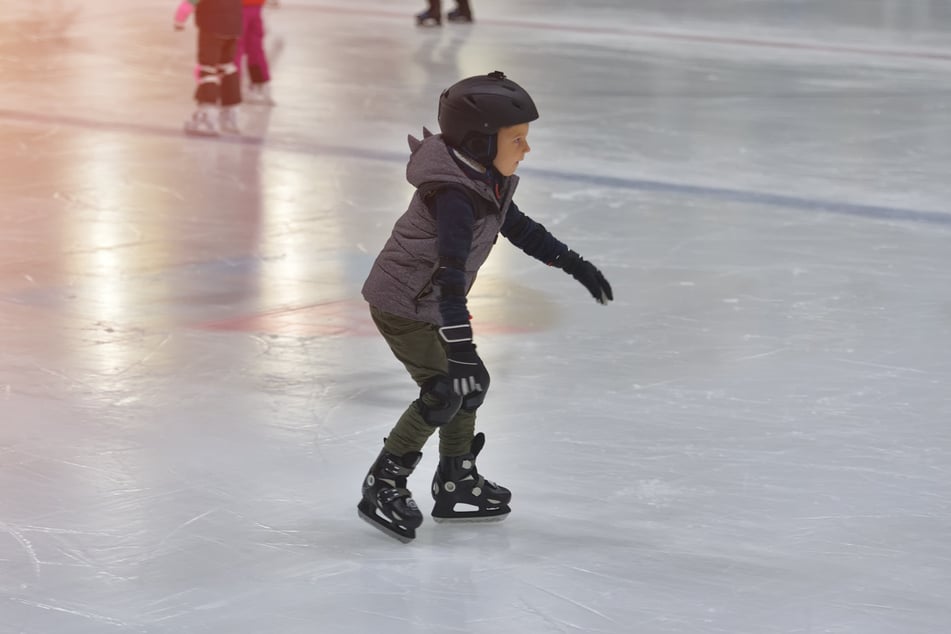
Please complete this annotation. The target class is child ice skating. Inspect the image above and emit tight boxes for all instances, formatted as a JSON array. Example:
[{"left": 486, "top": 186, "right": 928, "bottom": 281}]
[
  {"left": 358, "top": 71, "right": 613, "bottom": 542},
  {"left": 174, "top": 0, "right": 244, "bottom": 135}
]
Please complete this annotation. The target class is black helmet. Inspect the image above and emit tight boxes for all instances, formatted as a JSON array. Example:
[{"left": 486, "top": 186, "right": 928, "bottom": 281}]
[{"left": 437, "top": 70, "right": 539, "bottom": 166}]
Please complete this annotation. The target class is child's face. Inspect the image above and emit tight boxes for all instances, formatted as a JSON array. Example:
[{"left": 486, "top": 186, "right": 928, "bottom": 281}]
[{"left": 492, "top": 123, "right": 531, "bottom": 176}]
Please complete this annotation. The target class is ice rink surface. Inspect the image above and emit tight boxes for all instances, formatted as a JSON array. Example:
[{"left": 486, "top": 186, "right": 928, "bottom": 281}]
[{"left": 1, "top": 0, "right": 950, "bottom": 632}]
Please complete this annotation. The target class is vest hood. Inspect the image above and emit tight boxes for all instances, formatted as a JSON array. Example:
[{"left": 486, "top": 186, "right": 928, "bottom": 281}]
[{"left": 406, "top": 128, "right": 502, "bottom": 206}]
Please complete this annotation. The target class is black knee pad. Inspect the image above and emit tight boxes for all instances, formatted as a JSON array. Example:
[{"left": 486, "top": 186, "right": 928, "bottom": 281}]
[{"left": 416, "top": 375, "right": 462, "bottom": 427}]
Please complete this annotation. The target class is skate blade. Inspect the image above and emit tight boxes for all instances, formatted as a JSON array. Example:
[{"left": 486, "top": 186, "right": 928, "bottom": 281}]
[
  {"left": 357, "top": 504, "right": 416, "bottom": 543},
  {"left": 431, "top": 511, "right": 510, "bottom": 524}
]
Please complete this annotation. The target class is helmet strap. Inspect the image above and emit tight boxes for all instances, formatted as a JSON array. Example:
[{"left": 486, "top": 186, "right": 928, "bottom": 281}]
[
  {"left": 450, "top": 148, "right": 487, "bottom": 174},
  {"left": 457, "top": 132, "right": 497, "bottom": 169}
]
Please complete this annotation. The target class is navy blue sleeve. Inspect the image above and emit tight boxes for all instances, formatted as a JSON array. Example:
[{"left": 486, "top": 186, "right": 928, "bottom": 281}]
[
  {"left": 432, "top": 187, "right": 476, "bottom": 326},
  {"left": 500, "top": 200, "right": 569, "bottom": 264}
]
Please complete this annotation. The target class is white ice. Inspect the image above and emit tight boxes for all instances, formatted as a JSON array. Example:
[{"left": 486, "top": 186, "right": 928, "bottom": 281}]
[{"left": 1, "top": 1, "right": 950, "bottom": 632}]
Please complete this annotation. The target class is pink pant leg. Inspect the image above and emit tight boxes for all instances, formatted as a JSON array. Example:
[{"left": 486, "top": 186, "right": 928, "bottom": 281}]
[{"left": 240, "top": 6, "right": 270, "bottom": 84}]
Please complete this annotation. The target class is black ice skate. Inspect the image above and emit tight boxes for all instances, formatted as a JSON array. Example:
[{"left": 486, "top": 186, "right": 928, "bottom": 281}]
[
  {"left": 431, "top": 432, "right": 511, "bottom": 522},
  {"left": 446, "top": 8, "right": 472, "bottom": 23},
  {"left": 415, "top": 9, "right": 441, "bottom": 27},
  {"left": 357, "top": 448, "right": 424, "bottom": 543}
]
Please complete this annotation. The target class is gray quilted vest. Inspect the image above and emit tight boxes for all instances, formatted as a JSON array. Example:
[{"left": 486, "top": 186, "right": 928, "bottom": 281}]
[{"left": 361, "top": 129, "right": 519, "bottom": 325}]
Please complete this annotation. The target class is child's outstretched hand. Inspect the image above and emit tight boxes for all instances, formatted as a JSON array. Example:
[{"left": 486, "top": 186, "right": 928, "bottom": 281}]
[
  {"left": 173, "top": 0, "right": 194, "bottom": 30},
  {"left": 554, "top": 250, "right": 613, "bottom": 305}
]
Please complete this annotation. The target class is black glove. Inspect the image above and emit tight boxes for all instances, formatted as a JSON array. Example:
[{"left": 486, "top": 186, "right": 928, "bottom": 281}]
[
  {"left": 555, "top": 250, "right": 613, "bottom": 304},
  {"left": 438, "top": 323, "right": 490, "bottom": 402}
]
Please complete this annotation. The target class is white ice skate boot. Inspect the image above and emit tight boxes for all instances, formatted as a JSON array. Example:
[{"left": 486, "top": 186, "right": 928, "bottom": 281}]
[
  {"left": 183, "top": 104, "right": 219, "bottom": 137},
  {"left": 246, "top": 82, "right": 276, "bottom": 106},
  {"left": 219, "top": 105, "right": 241, "bottom": 134}
]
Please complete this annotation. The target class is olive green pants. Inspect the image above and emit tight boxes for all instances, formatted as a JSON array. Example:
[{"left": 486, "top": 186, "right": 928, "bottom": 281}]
[{"left": 370, "top": 305, "right": 476, "bottom": 457}]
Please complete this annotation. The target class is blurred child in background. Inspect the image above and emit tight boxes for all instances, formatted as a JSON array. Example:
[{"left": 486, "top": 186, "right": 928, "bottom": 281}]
[
  {"left": 236, "top": 0, "right": 276, "bottom": 106},
  {"left": 174, "top": 0, "right": 244, "bottom": 136}
]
